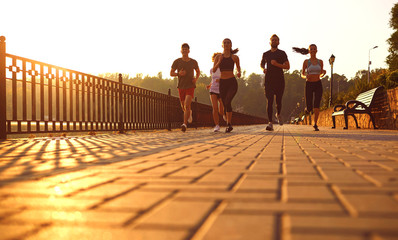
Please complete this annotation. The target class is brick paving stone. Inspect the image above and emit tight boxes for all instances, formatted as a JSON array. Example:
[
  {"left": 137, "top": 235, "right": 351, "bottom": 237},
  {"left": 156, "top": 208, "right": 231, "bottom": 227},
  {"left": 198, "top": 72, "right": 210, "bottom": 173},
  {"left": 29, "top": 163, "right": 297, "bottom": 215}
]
[
  {"left": 288, "top": 185, "right": 336, "bottom": 201},
  {"left": 132, "top": 200, "right": 216, "bottom": 231},
  {"left": 362, "top": 172, "right": 398, "bottom": 186},
  {"left": 26, "top": 226, "right": 190, "bottom": 240},
  {"left": 237, "top": 175, "right": 279, "bottom": 191},
  {"left": 0, "top": 224, "right": 40, "bottom": 240},
  {"left": 201, "top": 213, "right": 275, "bottom": 240},
  {"left": 0, "top": 125, "right": 397, "bottom": 239},
  {"left": 285, "top": 164, "right": 319, "bottom": 174},
  {"left": 141, "top": 183, "right": 227, "bottom": 193},
  {"left": 175, "top": 190, "right": 276, "bottom": 202},
  {"left": 5, "top": 209, "right": 134, "bottom": 226},
  {"left": 290, "top": 215, "right": 398, "bottom": 234},
  {"left": 96, "top": 190, "right": 177, "bottom": 211},
  {"left": 290, "top": 233, "right": 364, "bottom": 240},
  {"left": 68, "top": 182, "right": 142, "bottom": 199},
  {"left": 0, "top": 195, "right": 98, "bottom": 211},
  {"left": 343, "top": 193, "right": 398, "bottom": 215},
  {"left": 321, "top": 168, "right": 370, "bottom": 183},
  {"left": 225, "top": 201, "right": 345, "bottom": 215},
  {"left": 285, "top": 175, "right": 326, "bottom": 185},
  {"left": 249, "top": 161, "right": 280, "bottom": 173}
]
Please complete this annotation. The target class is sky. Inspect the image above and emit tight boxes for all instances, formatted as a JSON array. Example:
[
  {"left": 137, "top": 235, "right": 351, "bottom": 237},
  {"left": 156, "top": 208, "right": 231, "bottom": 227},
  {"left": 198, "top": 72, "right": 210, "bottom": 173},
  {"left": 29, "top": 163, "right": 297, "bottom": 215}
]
[{"left": 1, "top": 0, "right": 396, "bottom": 80}]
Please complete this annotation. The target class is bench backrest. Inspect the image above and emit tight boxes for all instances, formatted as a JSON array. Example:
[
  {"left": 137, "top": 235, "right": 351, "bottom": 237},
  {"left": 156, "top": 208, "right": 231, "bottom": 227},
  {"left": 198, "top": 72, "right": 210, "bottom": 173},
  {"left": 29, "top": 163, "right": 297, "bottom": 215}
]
[{"left": 355, "top": 86, "right": 384, "bottom": 108}]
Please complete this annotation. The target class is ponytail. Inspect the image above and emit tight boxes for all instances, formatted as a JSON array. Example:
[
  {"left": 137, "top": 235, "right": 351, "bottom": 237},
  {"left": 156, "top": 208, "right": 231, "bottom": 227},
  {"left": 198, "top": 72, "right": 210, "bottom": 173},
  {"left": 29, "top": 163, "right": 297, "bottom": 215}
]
[
  {"left": 292, "top": 47, "right": 309, "bottom": 55},
  {"left": 231, "top": 48, "right": 239, "bottom": 54},
  {"left": 293, "top": 44, "right": 317, "bottom": 55}
]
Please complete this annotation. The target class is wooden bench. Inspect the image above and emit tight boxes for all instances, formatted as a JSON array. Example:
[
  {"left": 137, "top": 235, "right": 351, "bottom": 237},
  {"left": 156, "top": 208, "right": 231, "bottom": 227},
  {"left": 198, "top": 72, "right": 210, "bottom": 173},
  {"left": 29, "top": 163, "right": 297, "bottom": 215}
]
[{"left": 331, "top": 86, "right": 384, "bottom": 129}]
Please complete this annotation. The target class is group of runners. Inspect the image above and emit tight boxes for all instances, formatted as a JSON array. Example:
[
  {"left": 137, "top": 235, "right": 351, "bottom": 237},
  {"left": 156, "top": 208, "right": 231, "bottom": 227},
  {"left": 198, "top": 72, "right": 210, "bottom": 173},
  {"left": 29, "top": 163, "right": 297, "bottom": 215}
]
[{"left": 170, "top": 34, "right": 326, "bottom": 133}]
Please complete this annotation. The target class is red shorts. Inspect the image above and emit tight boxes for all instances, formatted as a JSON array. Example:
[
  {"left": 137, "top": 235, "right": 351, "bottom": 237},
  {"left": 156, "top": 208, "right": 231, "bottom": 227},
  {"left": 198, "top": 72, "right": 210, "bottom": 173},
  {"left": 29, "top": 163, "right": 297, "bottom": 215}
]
[{"left": 178, "top": 88, "right": 195, "bottom": 102}]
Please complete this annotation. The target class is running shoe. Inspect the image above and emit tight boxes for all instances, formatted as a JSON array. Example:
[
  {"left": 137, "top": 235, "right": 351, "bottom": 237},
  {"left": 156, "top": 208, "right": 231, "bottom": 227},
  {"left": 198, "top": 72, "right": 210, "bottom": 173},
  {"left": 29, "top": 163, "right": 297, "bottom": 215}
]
[
  {"left": 266, "top": 123, "right": 274, "bottom": 131},
  {"left": 225, "top": 125, "right": 233, "bottom": 133},
  {"left": 213, "top": 125, "right": 220, "bottom": 132},
  {"left": 276, "top": 113, "right": 283, "bottom": 125},
  {"left": 313, "top": 124, "right": 319, "bottom": 131},
  {"left": 188, "top": 110, "right": 193, "bottom": 123},
  {"left": 181, "top": 123, "right": 187, "bottom": 132}
]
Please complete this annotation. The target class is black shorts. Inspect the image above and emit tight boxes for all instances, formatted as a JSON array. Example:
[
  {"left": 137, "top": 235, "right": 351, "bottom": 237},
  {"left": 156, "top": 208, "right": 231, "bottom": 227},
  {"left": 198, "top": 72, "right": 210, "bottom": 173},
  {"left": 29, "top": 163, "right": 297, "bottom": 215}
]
[{"left": 305, "top": 81, "right": 323, "bottom": 111}]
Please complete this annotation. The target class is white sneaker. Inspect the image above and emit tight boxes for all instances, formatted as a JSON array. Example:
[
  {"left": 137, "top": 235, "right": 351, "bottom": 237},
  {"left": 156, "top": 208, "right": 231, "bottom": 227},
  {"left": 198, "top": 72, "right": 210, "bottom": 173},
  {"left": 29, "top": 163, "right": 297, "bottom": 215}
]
[
  {"left": 213, "top": 125, "right": 220, "bottom": 132},
  {"left": 188, "top": 110, "right": 193, "bottom": 123},
  {"left": 181, "top": 123, "right": 187, "bottom": 132},
  {"left": 276, "top": 113, "right": 283, "bottom": 125},
  {"left": 266, "top": 123, "right": 274, "bottom": 131}
]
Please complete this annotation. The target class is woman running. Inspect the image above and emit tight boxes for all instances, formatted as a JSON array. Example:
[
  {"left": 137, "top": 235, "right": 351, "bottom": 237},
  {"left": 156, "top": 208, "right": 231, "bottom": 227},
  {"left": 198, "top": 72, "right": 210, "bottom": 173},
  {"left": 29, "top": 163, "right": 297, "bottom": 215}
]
[
  {"left": 213, "top": 38, "right": 241, "bottom": 133},
  {"left": 293, "top": 44, "right": 326, "bottom": 131},
  {"left": 207, "top": 52, "right": 226, "bottom": 132}
]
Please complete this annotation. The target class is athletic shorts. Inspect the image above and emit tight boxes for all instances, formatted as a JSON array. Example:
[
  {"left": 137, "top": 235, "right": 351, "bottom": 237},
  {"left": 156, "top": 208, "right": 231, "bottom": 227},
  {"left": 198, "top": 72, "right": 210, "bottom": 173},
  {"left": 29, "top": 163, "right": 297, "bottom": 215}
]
[{"left": 178, "top": 88, "right": 195, "bottom": 102}]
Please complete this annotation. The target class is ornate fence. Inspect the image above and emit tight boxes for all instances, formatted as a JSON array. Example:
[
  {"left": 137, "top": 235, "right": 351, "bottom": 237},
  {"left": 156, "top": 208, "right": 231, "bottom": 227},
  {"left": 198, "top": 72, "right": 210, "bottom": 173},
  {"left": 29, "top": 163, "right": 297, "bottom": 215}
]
[{"left": 0, "top": 36, "right": 265, "bottom": 139}]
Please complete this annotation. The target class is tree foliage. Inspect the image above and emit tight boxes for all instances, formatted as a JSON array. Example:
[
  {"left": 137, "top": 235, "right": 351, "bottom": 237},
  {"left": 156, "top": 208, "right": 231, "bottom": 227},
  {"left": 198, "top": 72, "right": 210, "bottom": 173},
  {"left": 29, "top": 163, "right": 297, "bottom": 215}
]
[{"left": 387, "top": 3, "right": 398, "bottom": 71}]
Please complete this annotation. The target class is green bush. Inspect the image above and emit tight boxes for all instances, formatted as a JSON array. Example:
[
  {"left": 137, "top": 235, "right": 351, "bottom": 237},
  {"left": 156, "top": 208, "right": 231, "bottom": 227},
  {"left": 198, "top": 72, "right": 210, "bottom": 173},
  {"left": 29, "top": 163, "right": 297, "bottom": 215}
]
[{"left": 386, "top": 70, "right": 398, "bottom": 88}]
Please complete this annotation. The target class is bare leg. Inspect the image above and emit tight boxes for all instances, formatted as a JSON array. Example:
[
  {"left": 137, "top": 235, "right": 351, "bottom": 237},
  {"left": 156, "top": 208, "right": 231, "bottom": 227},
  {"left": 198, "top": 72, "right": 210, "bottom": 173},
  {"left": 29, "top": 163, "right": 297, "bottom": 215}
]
[
  {"left": 210, "top": 94, "right": 219, "bottom": 125},
  {"left": 218, "top": 98, "right": 224, "bottom": 116},
  {"left": 183, "top": 95, "right": 193, "bottom": 125},
  {"left": 180, "top": 101, "right": 185, "bottom": 112},
  {"left": 180, "top": 101, "right": 185, "bottom": 124}
]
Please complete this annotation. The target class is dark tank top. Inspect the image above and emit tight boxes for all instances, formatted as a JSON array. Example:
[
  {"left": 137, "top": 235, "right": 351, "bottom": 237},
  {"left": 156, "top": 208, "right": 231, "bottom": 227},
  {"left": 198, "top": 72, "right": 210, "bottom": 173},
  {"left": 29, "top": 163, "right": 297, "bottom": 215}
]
[{"left": 219, "top": 56, "right": 234, "bottom": 72}]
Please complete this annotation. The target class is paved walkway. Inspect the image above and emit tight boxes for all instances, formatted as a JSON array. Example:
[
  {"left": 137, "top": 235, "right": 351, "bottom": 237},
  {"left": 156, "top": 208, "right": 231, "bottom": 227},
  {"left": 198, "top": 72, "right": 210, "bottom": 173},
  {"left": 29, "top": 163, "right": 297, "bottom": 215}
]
[{"left": 0, "top": 125, "right": 397, "bottom": 240}]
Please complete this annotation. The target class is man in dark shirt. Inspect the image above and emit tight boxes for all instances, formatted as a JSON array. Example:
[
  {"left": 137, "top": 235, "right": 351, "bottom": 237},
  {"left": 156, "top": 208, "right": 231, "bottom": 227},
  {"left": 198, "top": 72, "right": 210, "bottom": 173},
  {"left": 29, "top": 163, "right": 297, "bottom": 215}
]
[
  {"left": 170, "top": 43, "right": 200, "bottom": 132},
  {"left": 260, "top": 34, "right": 290, "bottom": 131}
]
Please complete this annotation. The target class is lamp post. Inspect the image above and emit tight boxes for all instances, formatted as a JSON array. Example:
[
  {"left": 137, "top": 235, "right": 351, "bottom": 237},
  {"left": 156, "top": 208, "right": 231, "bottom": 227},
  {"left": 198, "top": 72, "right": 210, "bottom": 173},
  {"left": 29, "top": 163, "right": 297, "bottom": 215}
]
[
  {"left": 329, "top": 54, "right": 335, "bottom": 108},
  {"left": 367, "top": 46, "right": 378, "bottom": 83}
]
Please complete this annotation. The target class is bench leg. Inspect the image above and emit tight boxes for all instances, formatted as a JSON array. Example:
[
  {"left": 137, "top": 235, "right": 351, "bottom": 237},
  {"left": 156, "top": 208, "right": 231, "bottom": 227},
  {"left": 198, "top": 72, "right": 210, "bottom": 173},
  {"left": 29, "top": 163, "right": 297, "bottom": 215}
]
[
  {"left": 352, "top": 114, "right": 360, "bottom": 129},
  {"left": 369, "top": 113, "right": 378, "bottom": 129},
  {"left": 332, "top": 116, "right": 336, "bottom": 129},
  {"left": 343, "top": 112, "right": 349, "bottom": 129}
]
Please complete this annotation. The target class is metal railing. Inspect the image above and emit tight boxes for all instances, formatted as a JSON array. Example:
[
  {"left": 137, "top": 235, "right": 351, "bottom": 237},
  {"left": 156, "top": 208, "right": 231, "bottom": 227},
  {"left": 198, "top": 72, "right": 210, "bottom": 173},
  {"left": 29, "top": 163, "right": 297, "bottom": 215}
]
[{"left": 0, "top": 36, "right": 265, "bottom": 139}]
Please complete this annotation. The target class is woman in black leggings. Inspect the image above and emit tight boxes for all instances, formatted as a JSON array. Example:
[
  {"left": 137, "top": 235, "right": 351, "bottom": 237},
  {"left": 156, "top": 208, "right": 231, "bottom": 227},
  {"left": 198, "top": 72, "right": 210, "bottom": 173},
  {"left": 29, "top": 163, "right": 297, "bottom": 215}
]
[
  {"left": 213, "top": 38, "right": 241, "bottom": 132},
  {"left": 294, "top": 44, "right": 326, "bottom": 131}
]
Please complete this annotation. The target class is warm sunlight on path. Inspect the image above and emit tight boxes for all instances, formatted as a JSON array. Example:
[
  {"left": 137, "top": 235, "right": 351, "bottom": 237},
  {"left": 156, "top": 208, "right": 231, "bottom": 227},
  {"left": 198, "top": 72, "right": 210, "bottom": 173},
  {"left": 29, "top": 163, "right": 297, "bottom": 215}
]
[{"left": 0, "top": 125, "right": 397, "bottom": 239}]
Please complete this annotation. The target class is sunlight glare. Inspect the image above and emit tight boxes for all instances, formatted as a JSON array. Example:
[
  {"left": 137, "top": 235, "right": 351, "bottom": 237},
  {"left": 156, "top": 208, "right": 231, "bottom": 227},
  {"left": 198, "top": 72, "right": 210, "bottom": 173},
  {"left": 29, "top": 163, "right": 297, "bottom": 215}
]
[{"left": 54, "top": 186, "right": 63, "bottom": 195}]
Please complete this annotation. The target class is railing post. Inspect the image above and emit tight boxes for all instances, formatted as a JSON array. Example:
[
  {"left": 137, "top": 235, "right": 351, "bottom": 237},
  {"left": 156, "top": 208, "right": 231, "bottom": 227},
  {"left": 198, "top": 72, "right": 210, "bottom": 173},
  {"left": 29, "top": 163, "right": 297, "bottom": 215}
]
[
  {"left": 167, "top": 88, "right": 171, "bottom": 131},
  {"left": 0, "top": 36, "right": 6, "bottom": 140},
  {"left": 118, "top": 73, "right": 124, "bottom": 133}
]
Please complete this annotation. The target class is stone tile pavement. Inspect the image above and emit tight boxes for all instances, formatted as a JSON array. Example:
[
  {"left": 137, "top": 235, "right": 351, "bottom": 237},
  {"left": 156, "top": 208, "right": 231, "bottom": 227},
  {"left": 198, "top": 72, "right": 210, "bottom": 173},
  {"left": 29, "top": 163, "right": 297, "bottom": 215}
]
[{"left": 0, "top": 124, "right": 397, "bottom": 240}]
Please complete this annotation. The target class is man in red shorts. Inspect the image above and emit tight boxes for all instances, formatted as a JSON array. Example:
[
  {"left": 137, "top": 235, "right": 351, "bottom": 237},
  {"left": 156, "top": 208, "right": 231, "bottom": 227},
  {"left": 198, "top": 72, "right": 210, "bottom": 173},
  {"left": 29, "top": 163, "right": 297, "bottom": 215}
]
[{"left": 170, "top": 43, "right": 200, "bottom": 132}]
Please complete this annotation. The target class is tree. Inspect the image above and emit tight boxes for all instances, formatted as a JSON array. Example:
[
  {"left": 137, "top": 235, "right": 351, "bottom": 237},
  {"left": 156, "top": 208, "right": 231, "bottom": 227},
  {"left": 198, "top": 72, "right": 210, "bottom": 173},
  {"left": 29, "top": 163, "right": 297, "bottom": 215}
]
[
  {"left": 183, "top": 72, "right": 212, "bottom": 105},
  {"left": 387, "top": 3, "right": 398, "bottom": 71},
  {"left": 233, "top": 73, "right": 266, "bottom": 117},
  {"left": 386, "top": 69, "right": 398, "bottom": 88},
  {"left": 283, "top": 70, "right": 306, "bottom": 120}
]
